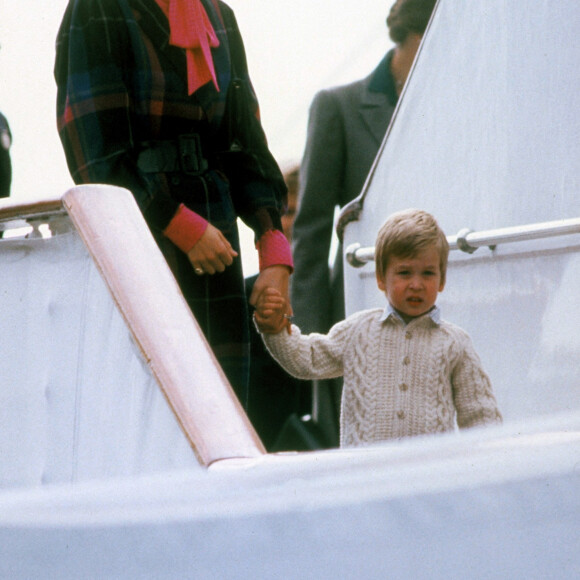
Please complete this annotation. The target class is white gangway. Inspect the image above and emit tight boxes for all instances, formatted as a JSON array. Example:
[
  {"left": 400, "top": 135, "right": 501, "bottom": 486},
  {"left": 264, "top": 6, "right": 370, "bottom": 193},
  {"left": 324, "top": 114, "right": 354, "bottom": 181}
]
[{"left": 342, "top": 0, "right": 580, "bottom": 423}]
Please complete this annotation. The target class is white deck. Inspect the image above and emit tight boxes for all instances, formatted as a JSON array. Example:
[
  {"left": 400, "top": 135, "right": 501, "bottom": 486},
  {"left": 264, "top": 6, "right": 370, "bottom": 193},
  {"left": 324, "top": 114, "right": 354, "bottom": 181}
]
[{"left": 0, "top": 413, "right": 579, "bottom": 578}]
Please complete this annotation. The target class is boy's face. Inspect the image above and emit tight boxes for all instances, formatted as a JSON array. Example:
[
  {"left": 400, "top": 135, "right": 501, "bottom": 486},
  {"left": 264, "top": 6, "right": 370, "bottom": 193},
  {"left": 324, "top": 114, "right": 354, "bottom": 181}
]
[{"left": 377, "top": 247, "right": 445, "bottom": 319}]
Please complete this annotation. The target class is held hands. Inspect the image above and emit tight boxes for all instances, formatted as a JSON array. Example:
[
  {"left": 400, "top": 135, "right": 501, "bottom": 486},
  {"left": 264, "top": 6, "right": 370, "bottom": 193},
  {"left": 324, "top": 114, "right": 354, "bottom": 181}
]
[
  {"left": 184, "top": 220, "right": 293, "bottom": 333},
  {"left": 249, "top": 264, "right": 290, "bottom": 307},
  {"left": 251, "top": 265, "right": 293, "bottom": 334},
  {"left": 186, "top": 223, "right": 238, "bottom": 275},
  {"left": 254, "top": 287, "right": 292, "bottom": 335}
]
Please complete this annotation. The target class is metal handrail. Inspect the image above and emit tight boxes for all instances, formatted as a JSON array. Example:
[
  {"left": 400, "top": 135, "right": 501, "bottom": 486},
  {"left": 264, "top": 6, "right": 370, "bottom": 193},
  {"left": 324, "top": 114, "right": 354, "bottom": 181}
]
[{"left": 346, "top": 216, "right": 580, "bottom": 268}]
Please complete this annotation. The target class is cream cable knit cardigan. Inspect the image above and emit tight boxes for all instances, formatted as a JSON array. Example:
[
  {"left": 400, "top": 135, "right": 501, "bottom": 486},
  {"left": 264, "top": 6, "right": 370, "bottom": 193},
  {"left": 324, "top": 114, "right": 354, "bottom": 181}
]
[{"left": 262, "top": 308, "right": 502, "bottom": 447}]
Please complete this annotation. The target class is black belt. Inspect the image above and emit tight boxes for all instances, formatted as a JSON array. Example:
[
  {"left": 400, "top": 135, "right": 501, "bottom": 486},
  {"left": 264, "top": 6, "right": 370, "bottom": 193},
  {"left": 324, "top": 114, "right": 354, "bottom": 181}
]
[{"left": 137, "top": 134, "right": 209, "bottom": 176}]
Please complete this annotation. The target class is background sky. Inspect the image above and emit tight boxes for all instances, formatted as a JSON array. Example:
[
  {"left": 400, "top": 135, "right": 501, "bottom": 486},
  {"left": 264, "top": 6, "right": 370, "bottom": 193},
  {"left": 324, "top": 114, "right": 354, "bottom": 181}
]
[{"left": 0, "top": 0, "right": 393, "bottom": 272}]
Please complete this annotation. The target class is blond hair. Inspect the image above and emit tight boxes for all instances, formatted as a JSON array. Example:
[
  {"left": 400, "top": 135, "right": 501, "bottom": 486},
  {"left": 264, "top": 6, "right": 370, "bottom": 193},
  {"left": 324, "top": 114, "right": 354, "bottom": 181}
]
[{"left": 375, "top": 208, "right": 449, "bottom": 284}]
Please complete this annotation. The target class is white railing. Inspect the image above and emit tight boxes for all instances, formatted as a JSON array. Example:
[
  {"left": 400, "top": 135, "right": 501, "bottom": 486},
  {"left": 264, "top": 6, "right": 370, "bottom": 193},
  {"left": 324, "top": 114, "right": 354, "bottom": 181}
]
[{"left": 346, "top": 216, "right": 580, "bottom": 268}]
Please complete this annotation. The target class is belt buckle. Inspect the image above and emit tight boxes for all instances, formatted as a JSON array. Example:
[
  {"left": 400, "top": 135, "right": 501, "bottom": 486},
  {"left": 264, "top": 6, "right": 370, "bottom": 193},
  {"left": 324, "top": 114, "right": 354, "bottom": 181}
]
[{"left": 178, "top": 134, "right": 208, "bottom": 176}]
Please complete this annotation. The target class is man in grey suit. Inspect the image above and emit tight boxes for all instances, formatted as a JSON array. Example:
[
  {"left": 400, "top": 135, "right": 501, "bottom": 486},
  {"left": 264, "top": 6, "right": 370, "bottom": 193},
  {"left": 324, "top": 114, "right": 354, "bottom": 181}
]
[
  {"left": 0, "top": 111, "right": 12, "bottom": 199},
  {"left": 290, "top": 0, "right": 437, "bottom": 444}
]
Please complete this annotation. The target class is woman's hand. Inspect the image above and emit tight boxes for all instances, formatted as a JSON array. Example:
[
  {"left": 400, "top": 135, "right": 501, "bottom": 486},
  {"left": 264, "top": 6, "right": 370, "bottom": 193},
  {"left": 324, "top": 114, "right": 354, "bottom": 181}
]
[
  {"left": 186, "top": 223, "right": 238, "bottom": 275},
  {"left": 249, "top": 265, "right": 290, "bottom": 306}
]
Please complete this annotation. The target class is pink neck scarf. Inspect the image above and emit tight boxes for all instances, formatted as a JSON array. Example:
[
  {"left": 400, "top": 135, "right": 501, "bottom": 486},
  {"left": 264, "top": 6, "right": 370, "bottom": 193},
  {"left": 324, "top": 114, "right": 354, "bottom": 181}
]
[{"left": 155, "top": 0, "right": 220, "bottom": 94}]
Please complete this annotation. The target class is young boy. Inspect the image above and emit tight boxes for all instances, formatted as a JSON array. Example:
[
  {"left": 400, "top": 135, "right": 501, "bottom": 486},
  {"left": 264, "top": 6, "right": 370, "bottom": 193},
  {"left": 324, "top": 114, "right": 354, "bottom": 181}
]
[{"left": 255, "top": 209, "right": 502, "bottom": 447}]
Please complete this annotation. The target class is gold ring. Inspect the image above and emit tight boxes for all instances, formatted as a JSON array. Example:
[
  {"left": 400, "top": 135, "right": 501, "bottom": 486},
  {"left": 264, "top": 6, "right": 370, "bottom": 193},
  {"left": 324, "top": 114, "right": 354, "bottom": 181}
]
[{"left": 194, "top": 267, "right": 204, "bottom": 275}]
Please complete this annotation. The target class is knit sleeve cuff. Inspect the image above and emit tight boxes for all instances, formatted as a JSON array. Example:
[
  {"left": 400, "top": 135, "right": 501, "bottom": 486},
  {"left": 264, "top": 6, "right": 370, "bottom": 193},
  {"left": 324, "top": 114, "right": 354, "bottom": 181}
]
[
  {"left": 163, "top": 203, "right": 209, "bottom": 253},
  {"left": 256, "top": 229, "right": 294, "bottom": 272}
]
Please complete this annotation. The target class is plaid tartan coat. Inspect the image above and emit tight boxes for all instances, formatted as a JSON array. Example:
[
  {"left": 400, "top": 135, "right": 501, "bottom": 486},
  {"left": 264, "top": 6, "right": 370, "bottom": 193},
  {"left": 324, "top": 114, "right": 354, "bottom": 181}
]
[{"left": 55, "top": 0, "right": 287, "bottom": 405}]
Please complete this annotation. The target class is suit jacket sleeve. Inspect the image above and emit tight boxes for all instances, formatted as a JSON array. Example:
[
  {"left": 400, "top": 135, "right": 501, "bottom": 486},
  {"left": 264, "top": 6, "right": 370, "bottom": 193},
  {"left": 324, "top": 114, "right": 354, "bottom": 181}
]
[{"left": 291, "top": 89, "right": 345, "bottom": 333}]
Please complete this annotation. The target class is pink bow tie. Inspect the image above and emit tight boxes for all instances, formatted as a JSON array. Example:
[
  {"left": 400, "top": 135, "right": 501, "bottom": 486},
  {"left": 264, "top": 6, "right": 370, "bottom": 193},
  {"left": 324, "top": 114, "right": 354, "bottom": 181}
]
[{"left": 156, "top": 0, "right": 220, "bottom": 94}]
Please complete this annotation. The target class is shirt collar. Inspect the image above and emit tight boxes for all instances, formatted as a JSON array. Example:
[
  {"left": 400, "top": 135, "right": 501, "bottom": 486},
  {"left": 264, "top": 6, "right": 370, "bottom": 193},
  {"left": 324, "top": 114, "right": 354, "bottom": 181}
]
[
  {"left": 368, "top": 49, "right": 398, "bottom": 106},
  {"left": 380, "top": 303, "right": 441, "bottom": 326}
]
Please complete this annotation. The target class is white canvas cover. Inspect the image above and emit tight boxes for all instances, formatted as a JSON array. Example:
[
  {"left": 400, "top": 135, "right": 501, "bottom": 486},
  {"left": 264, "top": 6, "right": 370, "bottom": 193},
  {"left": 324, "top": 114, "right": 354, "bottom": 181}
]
[
  {"left": 342, "top": 0, "right": 580, "bottom": 424},
  {"left": 0, "top": 413, "right": 578, "bottom": 578},
  {"left": 0, "top": 213, "right": 199, "bottom": 487},
  {"left": 0, "top": 186, "right": 264, "bottom": 488}
]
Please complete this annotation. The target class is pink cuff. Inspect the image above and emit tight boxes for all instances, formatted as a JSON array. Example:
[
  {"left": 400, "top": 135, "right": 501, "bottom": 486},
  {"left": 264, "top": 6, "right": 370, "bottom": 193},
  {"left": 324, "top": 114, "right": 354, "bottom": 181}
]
[
  {"left": 163, "top": 204, "right": 209, "bottom": 253},
  {"left": 256, "top": 229, "right": 294, "bottom": 272}
]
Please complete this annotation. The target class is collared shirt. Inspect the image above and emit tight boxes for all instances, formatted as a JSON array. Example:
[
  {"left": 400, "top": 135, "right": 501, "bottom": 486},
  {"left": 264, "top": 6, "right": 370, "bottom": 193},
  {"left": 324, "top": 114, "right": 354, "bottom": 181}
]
[
  {"left": 368, "top": 49, "right": 399, "bottom": 107},
  {"left": 380, "top": 303, "right": 442, "bottom": 326}
]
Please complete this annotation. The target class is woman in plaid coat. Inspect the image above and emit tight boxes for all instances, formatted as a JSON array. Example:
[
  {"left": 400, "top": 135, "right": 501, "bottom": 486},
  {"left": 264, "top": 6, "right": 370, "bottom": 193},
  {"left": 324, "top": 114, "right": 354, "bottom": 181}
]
[{"left": 55, "top": 0, "right": 293, "bottom": 407}]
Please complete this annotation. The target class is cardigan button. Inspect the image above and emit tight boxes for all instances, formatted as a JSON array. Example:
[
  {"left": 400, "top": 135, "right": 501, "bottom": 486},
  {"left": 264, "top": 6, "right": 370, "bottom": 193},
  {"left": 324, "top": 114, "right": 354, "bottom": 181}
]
[
  {"left": 403, "top": 356, "right": 410, "bottom": 365},
  {"left": 397, "top": 411, "right": 406, "bottom": 420},
  {"left": 399, "top": 383, "right": 409, "bottom": 392},
  {"left": 405, "top": 331, "right": 412, "bottom": 339}
]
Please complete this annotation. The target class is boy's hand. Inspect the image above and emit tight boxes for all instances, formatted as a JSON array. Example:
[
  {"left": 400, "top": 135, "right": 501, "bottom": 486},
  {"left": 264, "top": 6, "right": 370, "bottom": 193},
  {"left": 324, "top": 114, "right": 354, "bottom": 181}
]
[{"left": 254, "top": 288, "right": 292, "bottom": 334}]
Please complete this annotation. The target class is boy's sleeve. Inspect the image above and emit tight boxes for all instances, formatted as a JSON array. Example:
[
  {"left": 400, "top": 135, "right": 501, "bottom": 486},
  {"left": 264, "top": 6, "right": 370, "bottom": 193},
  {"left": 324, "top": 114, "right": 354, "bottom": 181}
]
[
  {"left": 260, "top": 320, "right": 348, "bottom": 381},
  {"left": 452, "top": 335, "right": 503, "bottom": 429}
]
